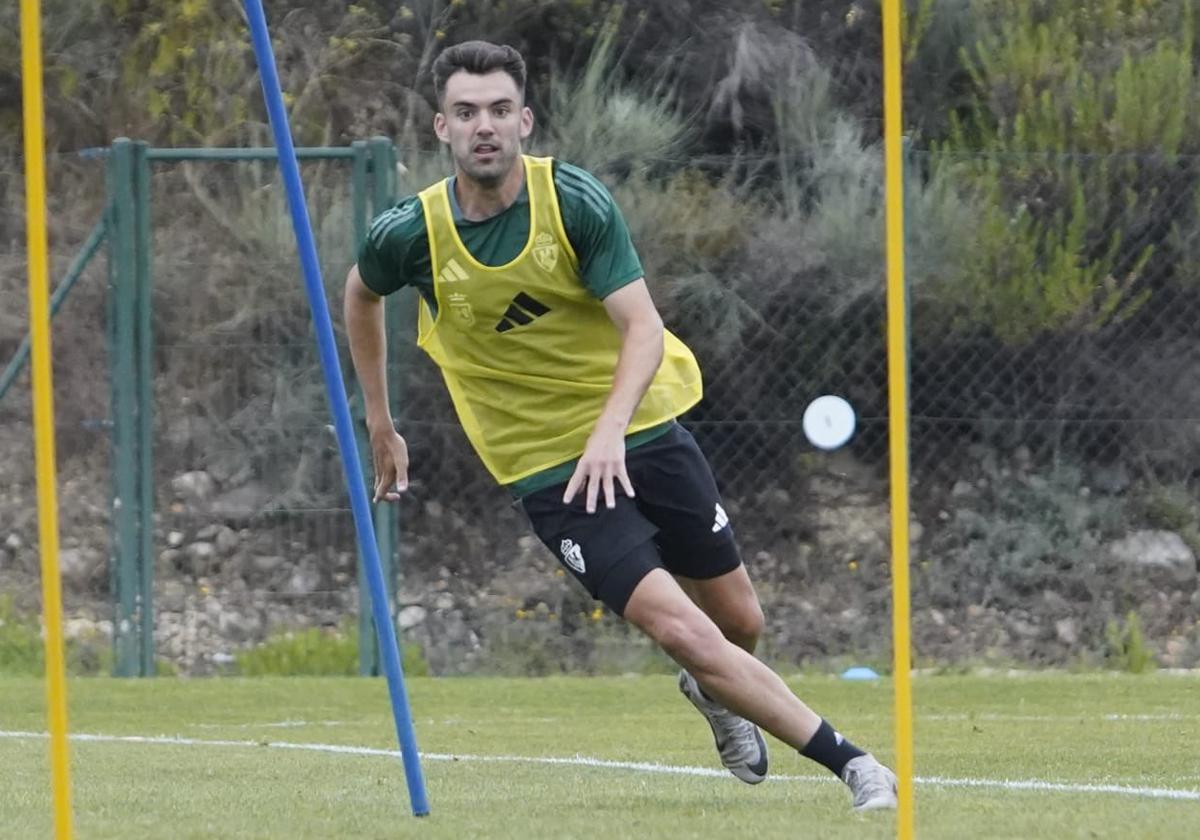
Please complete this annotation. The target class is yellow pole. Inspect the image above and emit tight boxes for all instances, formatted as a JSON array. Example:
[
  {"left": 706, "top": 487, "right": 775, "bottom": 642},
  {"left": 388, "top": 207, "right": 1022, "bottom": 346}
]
[
  {"left": 21, "top": 0, "right": 75, "bottom": 837},
  {"left": 881, "top": 1, "right": 915, "bottom": 838}
]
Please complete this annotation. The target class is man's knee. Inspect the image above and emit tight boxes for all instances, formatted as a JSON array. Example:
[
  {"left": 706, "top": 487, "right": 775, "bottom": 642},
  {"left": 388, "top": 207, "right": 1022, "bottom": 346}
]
[
  {"left": 643, "top": 610, "right": 726, "bottom": 669},
  {"left": 720, "top": 600, "right": 764, "bottom": 648}
]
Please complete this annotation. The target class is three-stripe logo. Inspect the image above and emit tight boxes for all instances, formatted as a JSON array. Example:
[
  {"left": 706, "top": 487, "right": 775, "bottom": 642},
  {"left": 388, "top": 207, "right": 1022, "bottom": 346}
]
[{"left": 495, "top": 292, "right": 552, "bottom": 333}]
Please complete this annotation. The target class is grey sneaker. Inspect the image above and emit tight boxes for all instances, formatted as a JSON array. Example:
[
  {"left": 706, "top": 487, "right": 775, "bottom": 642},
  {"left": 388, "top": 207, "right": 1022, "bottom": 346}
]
[
  {"left": 678, "top": 670, "right": 769, "bottom": 784},
  {"left": 841, "top": 754, "right": 898, "bottom": 811}
]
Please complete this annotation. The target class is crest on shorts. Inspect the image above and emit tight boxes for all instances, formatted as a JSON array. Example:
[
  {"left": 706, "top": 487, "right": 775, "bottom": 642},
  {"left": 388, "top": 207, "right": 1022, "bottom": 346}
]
[
  {"left": 559, "top": 538, "right": 586, "bottom": 574},
  {"left": 533, "top": 232, "right": 559, "bottom": 272}
]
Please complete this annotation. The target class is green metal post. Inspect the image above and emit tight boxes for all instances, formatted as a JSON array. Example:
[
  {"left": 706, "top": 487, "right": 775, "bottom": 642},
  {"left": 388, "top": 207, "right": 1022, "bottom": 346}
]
[
  {"left": 349, "top": 140, "right": 380, "bottom": 675},
  {"left": 134, "top": 141, "right": 155, "bottom": 676},
  {"left": 369, "top": 137, "right": 401, "bottom": 672},
  {"left": 107, "top": 138, "right": 140, "bottom": 677}
]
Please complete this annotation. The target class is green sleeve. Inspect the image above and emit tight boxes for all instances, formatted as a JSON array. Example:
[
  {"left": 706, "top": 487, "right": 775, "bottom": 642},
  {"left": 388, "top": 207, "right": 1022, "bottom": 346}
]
[
  {"left": 553, "top": 161, "right": 645, "bottom": 299},
  {"left": 356, "top": 196, "right": 431, "bottom": 296}
]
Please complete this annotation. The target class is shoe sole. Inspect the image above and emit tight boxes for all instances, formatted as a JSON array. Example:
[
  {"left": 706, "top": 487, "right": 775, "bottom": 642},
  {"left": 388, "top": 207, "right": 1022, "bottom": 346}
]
[{"left": 853, "top": 795, "right": 898, "bottom": 812}]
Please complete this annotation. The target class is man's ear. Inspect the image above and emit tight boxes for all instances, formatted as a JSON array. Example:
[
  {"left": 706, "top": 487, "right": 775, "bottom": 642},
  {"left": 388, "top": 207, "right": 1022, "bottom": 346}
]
[
  {"left": 519, "top": 106, "right": 534, "bottom": 140},
  {"left": 434, "top": 112, "right": 449, "bottom": 144}
]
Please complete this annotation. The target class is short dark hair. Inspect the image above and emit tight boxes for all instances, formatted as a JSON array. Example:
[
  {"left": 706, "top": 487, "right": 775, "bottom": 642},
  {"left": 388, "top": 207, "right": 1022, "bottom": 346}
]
[{"left": 432, "top": 41, "right": 526, "bottom": 107}]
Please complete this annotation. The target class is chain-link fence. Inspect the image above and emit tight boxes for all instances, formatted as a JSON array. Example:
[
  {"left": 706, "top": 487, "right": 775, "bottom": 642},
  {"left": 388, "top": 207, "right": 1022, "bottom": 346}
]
[{"left": 3, "top": 144, "right": 1199, "bottom": 677}]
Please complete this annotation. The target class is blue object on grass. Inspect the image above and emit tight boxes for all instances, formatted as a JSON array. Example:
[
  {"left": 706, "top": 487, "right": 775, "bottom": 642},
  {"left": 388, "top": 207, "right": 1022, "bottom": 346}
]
[
  {"left": 841, "top": 666, "right": 881, "bottom": 681},
  {"left": 243, "top": 0, "right": 430, "bottom": 817}
]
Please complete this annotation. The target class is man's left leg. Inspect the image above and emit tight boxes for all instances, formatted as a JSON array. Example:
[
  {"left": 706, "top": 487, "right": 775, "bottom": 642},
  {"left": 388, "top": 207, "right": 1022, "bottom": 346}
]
[{"left": 677, "top": 564, "right": 763, "bottom": 653}]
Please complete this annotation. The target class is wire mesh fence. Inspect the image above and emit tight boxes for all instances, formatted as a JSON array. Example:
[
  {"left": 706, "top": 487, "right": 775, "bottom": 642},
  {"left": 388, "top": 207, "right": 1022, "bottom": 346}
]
[{"left": 3, "top": 144, "right": 1199, "bottom": 676}]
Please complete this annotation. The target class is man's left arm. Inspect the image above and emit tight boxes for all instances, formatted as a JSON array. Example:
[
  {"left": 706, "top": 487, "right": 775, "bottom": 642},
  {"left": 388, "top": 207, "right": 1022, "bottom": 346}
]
[{"left": 562, "top": 279, "right": 663, "bottom": 513}]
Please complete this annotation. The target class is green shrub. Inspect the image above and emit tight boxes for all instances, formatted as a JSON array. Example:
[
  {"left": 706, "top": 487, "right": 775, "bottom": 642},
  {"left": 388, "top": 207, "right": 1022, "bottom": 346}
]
[
  {"left": 1105, "top": 610, "right": 1156, "bottom": 673},
  {"left": 235, "top": 624, "right": 428, "bottom": 677},
  {"left": 0, "top": 596, "right": 44, "bottom": 676},
  {"left": 0, "top": 596, "right": 113, "bottom": 677}
]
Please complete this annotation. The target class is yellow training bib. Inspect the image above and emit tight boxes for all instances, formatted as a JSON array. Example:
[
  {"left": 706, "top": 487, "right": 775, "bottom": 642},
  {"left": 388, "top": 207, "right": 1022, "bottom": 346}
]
[{"left": 416, "top": 156, "right": 702, "bottom": 484}]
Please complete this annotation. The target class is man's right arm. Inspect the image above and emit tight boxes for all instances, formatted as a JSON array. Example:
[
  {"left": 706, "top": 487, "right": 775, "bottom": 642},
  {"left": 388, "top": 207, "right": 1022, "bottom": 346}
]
[{"left": 344, "top": 264, "right": 408, "bottom": 500}]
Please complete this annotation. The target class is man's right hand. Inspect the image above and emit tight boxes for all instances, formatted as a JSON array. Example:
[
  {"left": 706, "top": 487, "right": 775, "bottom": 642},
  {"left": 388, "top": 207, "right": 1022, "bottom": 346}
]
[{"left": 369, "top": 423, "right": 409, "bottom": 502}]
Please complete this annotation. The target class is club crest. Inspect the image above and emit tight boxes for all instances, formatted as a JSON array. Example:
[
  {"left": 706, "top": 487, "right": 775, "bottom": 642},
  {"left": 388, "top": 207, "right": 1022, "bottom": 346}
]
[{"left": 533, "top": 232, "right": 559, "bottom": 272}]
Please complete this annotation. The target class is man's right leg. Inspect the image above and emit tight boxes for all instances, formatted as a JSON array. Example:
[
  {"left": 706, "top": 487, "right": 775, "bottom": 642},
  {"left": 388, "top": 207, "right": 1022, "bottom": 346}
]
[{"left": 624, "top": 567, "right": 898, "bottom": 811}]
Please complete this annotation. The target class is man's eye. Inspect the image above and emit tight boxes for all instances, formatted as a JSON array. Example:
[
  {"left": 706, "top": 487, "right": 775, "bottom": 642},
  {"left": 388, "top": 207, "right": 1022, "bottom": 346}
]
[
  {"left": 494, "top": 107, "right": 510, "bottom": 117},
  {"left": 457, "top": 110, "right": 473, "bottom": 120}
]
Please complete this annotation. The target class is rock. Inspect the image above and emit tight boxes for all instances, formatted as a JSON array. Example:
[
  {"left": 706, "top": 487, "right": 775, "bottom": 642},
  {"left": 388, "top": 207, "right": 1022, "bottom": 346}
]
[
  {"left": 951, "top": 480, "right": 974, "bottom": 498},
  {"left": 215, "top": 527, "right": 239, "bottom": 555},
  {"left": 209, "top": 482, "right": 272, "bottom": 519},
  {"left": 5, "top": 533, "right": 21, "bottom": 550},
  {"left": 286, "top": 568, "right": 320, "bottom": 594},
  {"left": 160, "top": 580, "right": 186, "bottom": 611},
  {"left": 58, "top": 548, "right": 93, "bottom": 588},
  {"left": 184, "top": 542, "right": 216, "bottom": 563},
  {"left": 1009, "top": 617, "right": 1040, "bottom": 640},
  {"left": 1163, "top": 637, "right": 1186, "bottom": 667},
  {"left": 1106, "top": 530, "right": 1196, "bottom": 583},
  {"left": 1054, "top": 618, "right": 1079, "bottom": 646},
  {"left": 196, "top": 524, "right": 222, "bottom": 541},
  {"left": 171, "top": 471, "right": 216, "bottom": 503},
  {"left": 435, "top": 593, "right": 454, "bottom": 611},
  {"left": 398, "top": 605, "right": 427, "bottom": 629},
  {"left": 253, "top": 555, "right": 287, "bottom": 574},
  {"left": 167, "top": 531, "right": 185, "bottom": 548},
  {"left": 424, "top": 500, "right": 444, "bottom": 519},
  {"left": 1042, "top": 590, "right": 1070, "bottom": 614}
]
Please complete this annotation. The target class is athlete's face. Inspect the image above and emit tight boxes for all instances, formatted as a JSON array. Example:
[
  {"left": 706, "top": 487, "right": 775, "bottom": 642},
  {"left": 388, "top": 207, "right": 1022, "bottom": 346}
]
[{"left": 435, "top": 70, "right": 533, "bottom": 187}]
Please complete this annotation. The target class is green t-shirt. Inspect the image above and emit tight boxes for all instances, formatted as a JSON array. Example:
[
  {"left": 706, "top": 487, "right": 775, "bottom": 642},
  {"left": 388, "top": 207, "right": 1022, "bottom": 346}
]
[{"left": 357, "top": 158, "right": 670, "bottom": 496}]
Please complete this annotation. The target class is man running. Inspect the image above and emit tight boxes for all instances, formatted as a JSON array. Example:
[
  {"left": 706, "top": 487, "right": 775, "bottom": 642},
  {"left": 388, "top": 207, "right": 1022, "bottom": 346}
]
[{"left": 343, "top": 39, "right": 897, "bottom": 811}]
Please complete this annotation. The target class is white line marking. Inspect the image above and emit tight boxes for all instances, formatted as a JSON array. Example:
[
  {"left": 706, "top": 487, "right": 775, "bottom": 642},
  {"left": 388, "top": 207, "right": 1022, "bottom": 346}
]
[
  {"left": 189, "top": 720, "right": 352, "bottom": 730},
  {"left": 922, "top": 713, "right": 1195, "bottom": 723},
  {"left": 1, "top": 730, "right": 1197, "bottom": 802}
]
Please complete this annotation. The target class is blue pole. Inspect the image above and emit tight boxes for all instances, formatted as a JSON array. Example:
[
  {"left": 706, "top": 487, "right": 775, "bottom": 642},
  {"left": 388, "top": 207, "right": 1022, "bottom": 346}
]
[{"left": 242, "top": 0, "right": 430, "bottom": 817}]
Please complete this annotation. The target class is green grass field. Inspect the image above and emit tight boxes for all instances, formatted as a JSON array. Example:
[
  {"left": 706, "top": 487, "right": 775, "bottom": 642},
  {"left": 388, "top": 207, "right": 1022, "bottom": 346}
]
[{"left": 2, "top": 673, "right": 1198, "bottom": 839}]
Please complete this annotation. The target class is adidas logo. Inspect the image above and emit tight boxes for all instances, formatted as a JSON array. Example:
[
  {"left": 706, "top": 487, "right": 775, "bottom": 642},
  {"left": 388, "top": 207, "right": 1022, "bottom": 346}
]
[
  {"left": 495, "top": 291, "right": 551, "bottom": 333},
  {"left": 439, "top": 258, "right": 469, "bottom": 286},
  {"left": 712, "top": 503, "right": 729, "bottom": 533}
]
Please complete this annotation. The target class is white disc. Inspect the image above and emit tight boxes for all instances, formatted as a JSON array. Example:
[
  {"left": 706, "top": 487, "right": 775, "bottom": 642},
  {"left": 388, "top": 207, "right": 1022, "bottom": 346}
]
[{"left": 802, "top": 395, "right": 856, "bottom": 450}]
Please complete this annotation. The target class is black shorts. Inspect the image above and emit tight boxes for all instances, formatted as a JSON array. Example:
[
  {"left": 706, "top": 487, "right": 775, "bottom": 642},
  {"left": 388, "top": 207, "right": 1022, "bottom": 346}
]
[{"left": 519, "top": 423, "right": 742, "bottom": 615}]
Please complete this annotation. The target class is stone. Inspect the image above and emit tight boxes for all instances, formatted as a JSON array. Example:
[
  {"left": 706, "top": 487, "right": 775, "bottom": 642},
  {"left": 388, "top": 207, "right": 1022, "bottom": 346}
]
[
  {"left": 1106, "top": 530, "right": 1196, "bottom": 583},
  {"left": 215, "top": 527, "right": 240, "bottom": 554},
  {"left": 185, "top": 542, "right": 216, "bottom": 563},
  {"left": 398, "top": 605, "right": 427, "bottom": 629},
  {"left": 252, "top": 555, "right": 287, "bottom": 573},
  {"left": 208, "top": 482, "right": 273, "bottom": 518},
  {"left": 171, "top": 471, "right": 216, "bottom": 503},
  {"left": 167, "top": 531, "right": 185, "bottom": 548},
  {"left": 1054, "top": 618, "right": 1079, "bottom": 646}
]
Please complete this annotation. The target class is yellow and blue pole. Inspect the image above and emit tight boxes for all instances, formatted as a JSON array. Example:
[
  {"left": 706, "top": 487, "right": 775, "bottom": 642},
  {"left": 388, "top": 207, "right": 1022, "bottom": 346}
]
[
  {"left": 21, "top": 0, "right": 74, "bottom": 836},
  {"left": 882, "top": 1, "right": 915, "bottom": 838},
  {"left": 242, "top": 0, "right": 430, "bottom": 816}
]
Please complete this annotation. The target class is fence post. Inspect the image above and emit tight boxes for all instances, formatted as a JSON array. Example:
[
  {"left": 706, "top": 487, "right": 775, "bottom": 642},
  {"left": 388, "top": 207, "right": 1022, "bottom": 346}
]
[
  {"left": 369, "top": 137, "right": 403, "bottom": 673},
  {"left": 134, "top": 140, "right": 155, "bottom": 676},
  {"left": 106, "top": 138, "right": 154, "bottom": 677},
  {"left": 107, "top": 138, "right": 141, "bottom": 676},
  {"left": 349, "top": 140, "right": 383, "bottom": 675}
]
